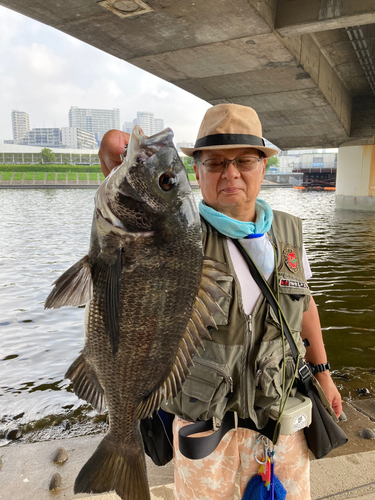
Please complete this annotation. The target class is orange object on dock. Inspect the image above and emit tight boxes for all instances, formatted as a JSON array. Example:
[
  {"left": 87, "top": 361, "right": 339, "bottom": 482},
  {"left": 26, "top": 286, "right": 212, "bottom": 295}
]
[{"left": 293, "top": 186, "right": 306, "bottom": 190}]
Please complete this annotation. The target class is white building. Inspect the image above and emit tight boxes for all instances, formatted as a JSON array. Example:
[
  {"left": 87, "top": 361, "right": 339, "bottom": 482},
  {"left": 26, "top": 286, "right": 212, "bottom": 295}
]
[
  {"left": 11, "top": 110, "right": 30, "bottom": 144},
  {"left": 123, "top": 121, "right": 133, "bottom": 134},
  {"left": 133, "top": 112, "right": 164, "bottom": 136},
  {"left": 0, "top": 143, "right": 99, "bottom": 165},
  {"left": 154, "top": 118, "right": 164, "bottom": 134},
  {"left": 61, "top": 127, "right": 97, "bottom": 149},
  {"left": 69, "top": 107, "right": 121, "bottom": 143},
  {"left": 20, "top": 128, "right": 62, "bottom": 148}
]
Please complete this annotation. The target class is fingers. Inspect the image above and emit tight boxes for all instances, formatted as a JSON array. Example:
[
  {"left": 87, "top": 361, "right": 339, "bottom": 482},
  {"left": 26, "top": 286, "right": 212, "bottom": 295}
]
[
  {"left": 99, "top": 129, "right": 130, "bottom": 177},
  {"left": 331, "top": 392, "right": 343, "bottom": 419}
]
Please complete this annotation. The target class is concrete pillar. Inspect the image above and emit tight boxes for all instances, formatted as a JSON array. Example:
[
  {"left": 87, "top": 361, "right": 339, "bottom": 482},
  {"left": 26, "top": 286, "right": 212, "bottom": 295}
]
[{"left": 336, "top": 145, "right": 375, "bottom": 210}]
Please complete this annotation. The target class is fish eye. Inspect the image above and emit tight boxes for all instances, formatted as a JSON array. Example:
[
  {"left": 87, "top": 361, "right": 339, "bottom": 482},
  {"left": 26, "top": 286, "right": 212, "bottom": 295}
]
[{"left": 159, "top": 173, "right": 175, "bottom": 191}]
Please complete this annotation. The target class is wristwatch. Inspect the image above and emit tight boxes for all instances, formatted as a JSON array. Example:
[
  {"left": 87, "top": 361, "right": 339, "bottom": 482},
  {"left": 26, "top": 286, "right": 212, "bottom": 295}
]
[{"left": 307, "top": 361, "right": 331, "bottom": 375}]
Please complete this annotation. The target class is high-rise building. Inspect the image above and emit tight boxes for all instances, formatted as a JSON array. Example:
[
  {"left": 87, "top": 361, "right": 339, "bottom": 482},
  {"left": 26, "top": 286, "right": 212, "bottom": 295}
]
[
  {"left": 61, "top": 127, "right": 98, "bottom": 149},
  {"left": 123, "top": 121, "right": 133, "bottom": 134},
  {"left": 69, "top": 107, "right": 121, "bottom": 143},
  {"left": 11, "top": 110, "right": 30, "bottom": 144},
  {"left": 20, "top": 128, "right": 62, "bottom": 148},
  {"left": 154, "top": 118, "right": 164, "bottom": 134},
  {"left": 132, "top": 112, "right": 164, "bottom": 136},
  {"left": 134, "top": 111, "right": 154, "bottom": 136}
]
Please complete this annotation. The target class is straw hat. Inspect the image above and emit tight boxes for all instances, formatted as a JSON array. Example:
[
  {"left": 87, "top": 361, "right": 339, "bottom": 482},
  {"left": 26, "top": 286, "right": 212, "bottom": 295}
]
[{"left": 180, "top": 104, "right": 279, "bottom": 158}]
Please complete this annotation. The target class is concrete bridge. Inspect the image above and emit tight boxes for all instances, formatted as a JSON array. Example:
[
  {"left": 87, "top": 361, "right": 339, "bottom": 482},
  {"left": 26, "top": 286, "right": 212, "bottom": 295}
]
[{"left": 2, "top": 0, "right": 375, "bottom": 209}]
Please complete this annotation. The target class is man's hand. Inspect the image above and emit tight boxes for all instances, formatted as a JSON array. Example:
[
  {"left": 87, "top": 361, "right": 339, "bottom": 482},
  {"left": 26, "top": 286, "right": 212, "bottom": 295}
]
[
  {"left": 315, "top": 371, "right": 343, "bottom": 418},
  {"left": 99, "top": 129, "right": 130, "bottom": 178}
]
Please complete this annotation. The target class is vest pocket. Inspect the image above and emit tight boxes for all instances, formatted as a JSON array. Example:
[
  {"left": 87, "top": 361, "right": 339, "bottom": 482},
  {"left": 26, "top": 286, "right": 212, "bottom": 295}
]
[
  {"left": 254, "top": 350, "right": 296, "bottom": 409},
  {"left": 170, "top": 358, "right": 233, "bottom": 422}
]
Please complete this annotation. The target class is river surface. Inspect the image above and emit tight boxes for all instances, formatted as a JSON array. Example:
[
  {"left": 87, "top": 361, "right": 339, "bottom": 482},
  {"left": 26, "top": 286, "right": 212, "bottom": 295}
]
[{"left": 1, "top": 188, "right": 375, "bottom": 441}]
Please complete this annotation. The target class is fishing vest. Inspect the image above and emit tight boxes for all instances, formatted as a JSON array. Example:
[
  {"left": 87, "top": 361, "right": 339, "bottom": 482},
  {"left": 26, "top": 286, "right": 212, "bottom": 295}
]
[{"left": 162, "top": 210, "right": 311, "bottom": 430}]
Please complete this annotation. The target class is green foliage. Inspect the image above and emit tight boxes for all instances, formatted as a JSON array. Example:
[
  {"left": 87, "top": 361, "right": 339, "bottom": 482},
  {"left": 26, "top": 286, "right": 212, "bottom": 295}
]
[
  {"left": 13, "top": 172, "right": 24, "bottom": 180},
  {"left": 46, "top": 173, "right": 56, "bottom": 181},
  {"left": 79, "top": 173, "right": 88, "bottom": 181},
  {"left": 57, "top": 173, "right": 67, "bottom": 181},
  {"left": 68, "top": 172, "right": 77, "bottom": 181},
  {"left": 188, "top": 173, "right": 197, "bottom": 181},
  {"left": 99, "top": 173, "right": 105, "bottom": 181},
  {"left": 89, "top": 173, "right": 98, "bottom": 181},
  {"left": 24, "top": 172, "right": 35, "bottom": 180},
  {"left": 41, "top": 148, "right": 56, "bottom": 164},
  {"left": 183, "top": 158, "right": 195, "bottom": 174},
  {"left": 2, "top": 172, "right": 13, "bottom": 180},
  {"left": 266, "top": 156, "right": 279, "bottom": 170},
  {"left": 35, "top": 172, "right": 46, "bottom": 181},
  {"left": 0, "top": 164, "right": 102, "bottom": 173}
]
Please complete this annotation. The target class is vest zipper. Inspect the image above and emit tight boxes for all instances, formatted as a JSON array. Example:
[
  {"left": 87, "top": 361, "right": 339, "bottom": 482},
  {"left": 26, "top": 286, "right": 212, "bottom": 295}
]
[
  {"left": 193, "top": 357, "right": 234, "bottom": 394},
  {"left": 245, "top": 314, "right": 253, "bottom": 416}
]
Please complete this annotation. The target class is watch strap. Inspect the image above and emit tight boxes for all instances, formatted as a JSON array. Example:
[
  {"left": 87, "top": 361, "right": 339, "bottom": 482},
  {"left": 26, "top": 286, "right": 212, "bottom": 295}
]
[{"left": 308, "top": 361, "right": 331, "bottom": 374}]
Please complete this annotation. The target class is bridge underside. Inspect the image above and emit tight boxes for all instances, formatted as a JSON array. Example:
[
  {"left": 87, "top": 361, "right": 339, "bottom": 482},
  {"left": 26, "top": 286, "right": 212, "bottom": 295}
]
[{"left": 1, "top": 0, "right": 375, "bottom": 150}]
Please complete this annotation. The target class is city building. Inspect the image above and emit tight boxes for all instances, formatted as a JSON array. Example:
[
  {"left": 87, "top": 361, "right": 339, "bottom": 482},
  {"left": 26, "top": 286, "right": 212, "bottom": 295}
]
[
  {"left": 20, "top": 128, "right": 63, "bottom": 148},
  {"left": 11, "top": 110, "right": 30, "bottom": 144},
  {"left": 132, "top": 112, "right": 164, "bottom": 136},
  {"left": 0, "top": 143, "right": 99, "bottom": 165},
  {"left": 154, "top": 118, "right": 164, "bottom": 134},
  {"left": 278, "top": 149, "right": 338, "bottom": 171},
  {"left": 61, "top": 127, "right": 98, "bottom": 149},
  {"left": 123, "top": 121, "right": 133, "bottom": 134},
  {"left": 69, "top": 107, "right": 121, "bottom": 144}
]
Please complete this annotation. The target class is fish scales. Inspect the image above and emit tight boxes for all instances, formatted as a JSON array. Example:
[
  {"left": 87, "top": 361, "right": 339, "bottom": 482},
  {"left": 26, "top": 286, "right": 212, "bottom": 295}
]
[{"left": 45, "top": 125, "right": 229, "bottom": 500}]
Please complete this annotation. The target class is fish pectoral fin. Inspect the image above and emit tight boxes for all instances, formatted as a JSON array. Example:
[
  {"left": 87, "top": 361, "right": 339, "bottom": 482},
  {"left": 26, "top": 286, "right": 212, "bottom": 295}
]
[
  {"left": 91, "top": 248, "right": 123, "bottom": 356},
  {"left": 135, "top": 258, "right": 232, "bottom": 420},
  {"left": 65, "top": 353, "right": 106, "bottom": 414},
  {"left": 45, "top": 255, "right": 92, "bottom": 309}
]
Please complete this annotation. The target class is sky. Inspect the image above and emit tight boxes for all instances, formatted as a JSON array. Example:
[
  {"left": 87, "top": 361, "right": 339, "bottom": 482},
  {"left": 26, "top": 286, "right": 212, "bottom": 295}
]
[{"left": 0, "top": 5, "right": 211, "bottom": 146}]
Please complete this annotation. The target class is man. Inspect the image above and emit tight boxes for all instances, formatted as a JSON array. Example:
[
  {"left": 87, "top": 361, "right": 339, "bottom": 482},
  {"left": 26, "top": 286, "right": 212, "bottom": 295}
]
[{"left": 99, "top": 104, "right": 342, "bottom": 500}]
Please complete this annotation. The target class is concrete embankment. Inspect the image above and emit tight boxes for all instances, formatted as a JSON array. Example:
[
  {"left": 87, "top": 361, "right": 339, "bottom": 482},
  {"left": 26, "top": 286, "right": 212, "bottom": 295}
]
[{"left": 1, "top": 400, "right": 375, "bottom": 500}]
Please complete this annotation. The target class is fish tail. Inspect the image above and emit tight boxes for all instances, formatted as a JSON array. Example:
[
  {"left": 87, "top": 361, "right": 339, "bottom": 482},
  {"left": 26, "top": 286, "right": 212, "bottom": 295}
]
[{"left": 74, "top": 433, "right": 150, "bottom": 500}]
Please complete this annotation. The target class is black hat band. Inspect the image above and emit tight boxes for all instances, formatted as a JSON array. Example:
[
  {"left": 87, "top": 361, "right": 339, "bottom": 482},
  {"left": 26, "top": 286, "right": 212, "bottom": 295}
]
[{"left": 195, "top": 133, "right": 265, "bottom": 149}]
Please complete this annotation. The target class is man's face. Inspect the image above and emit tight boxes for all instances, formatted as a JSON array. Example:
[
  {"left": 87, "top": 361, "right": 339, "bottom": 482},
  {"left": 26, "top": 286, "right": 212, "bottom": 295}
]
[{"left": 193, "top": 147, "right": 266, "bottom": 221}]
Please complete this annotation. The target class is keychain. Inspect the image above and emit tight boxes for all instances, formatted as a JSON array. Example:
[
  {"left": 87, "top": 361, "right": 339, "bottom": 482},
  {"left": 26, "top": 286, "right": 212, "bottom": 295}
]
[{"left": 242, "top": 435, "right": 286, "bottom": 500}]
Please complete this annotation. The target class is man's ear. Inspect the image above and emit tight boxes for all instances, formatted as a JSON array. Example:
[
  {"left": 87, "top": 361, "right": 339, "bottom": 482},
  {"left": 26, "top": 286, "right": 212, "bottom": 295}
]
[{"left": 193, "top": 163, "right": 200, "bottom": 185}]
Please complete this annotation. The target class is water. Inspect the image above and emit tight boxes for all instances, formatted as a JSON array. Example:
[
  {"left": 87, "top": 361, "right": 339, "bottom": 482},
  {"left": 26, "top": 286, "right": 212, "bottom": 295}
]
[{"left": 1, "top": 188, "right": 375, "bottom": 440}]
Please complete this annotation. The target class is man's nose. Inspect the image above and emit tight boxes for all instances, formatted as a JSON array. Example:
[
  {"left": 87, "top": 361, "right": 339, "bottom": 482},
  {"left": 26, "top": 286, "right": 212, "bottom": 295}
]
[{"left": 222, "top": 160, "right": 240, "bottom": 178}]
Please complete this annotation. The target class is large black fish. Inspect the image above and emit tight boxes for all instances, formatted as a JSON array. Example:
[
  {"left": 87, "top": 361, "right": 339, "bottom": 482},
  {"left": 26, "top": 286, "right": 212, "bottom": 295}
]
[{"left": 45, "top": 126, "right": 228, "bottom": 499}]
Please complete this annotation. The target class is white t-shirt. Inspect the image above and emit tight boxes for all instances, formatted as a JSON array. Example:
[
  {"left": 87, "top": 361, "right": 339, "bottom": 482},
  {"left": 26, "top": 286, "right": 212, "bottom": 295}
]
[{"left": 227, "top": 235, "right": 312, "bottom": 315}]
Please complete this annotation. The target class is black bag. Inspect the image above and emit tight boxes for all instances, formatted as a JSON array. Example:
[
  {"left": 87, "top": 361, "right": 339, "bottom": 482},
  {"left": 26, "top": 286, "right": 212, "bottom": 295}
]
[
  {"left": 299, "top": 371, "right": 348, "bottom": 459},
  {"left": 140, "top": 409, "right": 174, "bottom": 466},
  {"left": 231, "top": 239, "right": 348, "bottom": 459}
]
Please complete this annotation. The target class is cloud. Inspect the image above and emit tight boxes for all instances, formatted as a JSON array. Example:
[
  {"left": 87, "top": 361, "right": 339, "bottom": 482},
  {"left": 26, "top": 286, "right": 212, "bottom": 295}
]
[{"left": 0, "top": 5, "right": 211, "bottom": 144}]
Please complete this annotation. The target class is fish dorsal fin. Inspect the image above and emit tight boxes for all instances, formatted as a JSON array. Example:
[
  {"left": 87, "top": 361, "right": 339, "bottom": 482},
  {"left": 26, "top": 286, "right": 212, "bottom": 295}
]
[
  {"left": 134, "top": 258, "right": 231, "bottom": 420},
  {"left": 65, "top": 353, "right": 106, "bottom": 414},
  {"left": 91, "top": 248, "right": 123, "bottom": 356},
  {"left": 45, "top": 255, "right": 92, "bottom": 309}
]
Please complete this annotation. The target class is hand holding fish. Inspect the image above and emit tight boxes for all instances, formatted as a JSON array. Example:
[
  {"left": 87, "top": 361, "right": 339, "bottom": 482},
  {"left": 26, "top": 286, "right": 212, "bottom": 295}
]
[{"left": 99, "top": 129, "right": 130, "bottom": 177}]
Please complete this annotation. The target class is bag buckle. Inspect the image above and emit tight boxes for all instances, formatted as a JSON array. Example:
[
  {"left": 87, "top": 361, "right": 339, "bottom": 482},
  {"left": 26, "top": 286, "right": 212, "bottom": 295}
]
[{"left": 298, "top": 364, "right": 311, "bottom": 382}]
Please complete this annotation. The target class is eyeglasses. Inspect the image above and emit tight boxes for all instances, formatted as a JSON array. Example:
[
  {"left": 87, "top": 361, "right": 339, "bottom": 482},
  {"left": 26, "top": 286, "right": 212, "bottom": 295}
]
[{"left": 197, "top": 156, "right": 263, "bottom": 173}]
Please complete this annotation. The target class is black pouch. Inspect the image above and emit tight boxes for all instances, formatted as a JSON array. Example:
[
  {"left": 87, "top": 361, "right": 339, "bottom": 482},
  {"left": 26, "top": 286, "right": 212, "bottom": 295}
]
[
  {"left": 140, "top": 409, "right": 175, "bottom": 466},
  {"left": 299, "top": 372, "right": 348, "bottom": 459}
]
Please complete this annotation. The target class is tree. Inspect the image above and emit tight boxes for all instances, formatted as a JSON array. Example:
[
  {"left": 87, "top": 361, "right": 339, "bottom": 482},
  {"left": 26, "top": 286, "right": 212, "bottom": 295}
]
[
  {"left": 266, "top": 156, "right": 279, "bottom": 171},
  {"left": 41, "top": 148, "right": 56, "bottom": 164}
]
